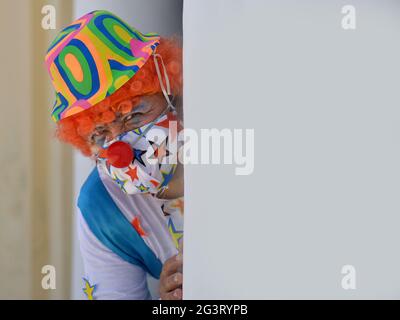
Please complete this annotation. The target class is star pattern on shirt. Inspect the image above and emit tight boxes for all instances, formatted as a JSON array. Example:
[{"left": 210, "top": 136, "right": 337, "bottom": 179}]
[
  {"left": 132, "top": 216, "right": 147, "bottom": 237},
  {"left": 82, "top": 278, "right": 96, "bottom": 300},
  {"left": 168, "top": 218, "right": 183, "bottom": 249},
  {"left": 126, "top": 166, "right": 139, "bottom": 181},
  {"left": 132, "top": 128, "right": 143, "bottom": 136},
  {"left": 150, "top": 179, "right": 160, "bottom": 188},
  {"left": 149, "top": 138, "right": 171, "bottom": 166},
  {"left": 160, "top": 166, "right": 176, "bottom": 188},
  {"left": 133, "top": 149, "right": 147, "bottom": 167},
  {"left": 136, "top": 183, "right": 149, "bottom": 193},
  {"left": 112, "top": 174, "right": 127, "bottom": 193}
]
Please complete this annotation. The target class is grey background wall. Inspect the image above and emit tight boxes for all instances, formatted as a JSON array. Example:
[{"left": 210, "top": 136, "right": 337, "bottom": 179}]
[
  {"left": 183, "top": 0, "right": 400, "bottom": 299},
  {"left": 71, "top": 0, "right": 183, "bottom": 299}
]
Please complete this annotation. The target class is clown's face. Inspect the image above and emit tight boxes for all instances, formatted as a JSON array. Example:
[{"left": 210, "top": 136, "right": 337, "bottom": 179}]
[
  {"left": 93, "top": 92, "right": 184, "bottom": 198},
  {"left": 88, "top": 93, "right": 168, "bottom": 155}
]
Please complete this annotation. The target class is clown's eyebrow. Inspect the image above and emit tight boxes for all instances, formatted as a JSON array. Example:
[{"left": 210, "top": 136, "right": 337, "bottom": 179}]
[
  {"left": 94, "top": 124, "right": 108, "bottom": 131},
  {"left": 130, "top": 103, "right": 149, "bottom": 113},
  {"left": 131, "top": 100, "right": 156, "bottom": 114}
]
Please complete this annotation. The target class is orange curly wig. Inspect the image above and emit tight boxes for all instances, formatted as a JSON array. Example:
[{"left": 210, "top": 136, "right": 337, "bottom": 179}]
[{"left": 56, "top": 36, "right": 182, "bottom": 156}]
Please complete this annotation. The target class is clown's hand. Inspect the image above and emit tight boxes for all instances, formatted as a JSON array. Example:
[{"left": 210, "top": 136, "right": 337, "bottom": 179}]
[{"left": 159, "top": 246, "right": 183, "bottom": 300}]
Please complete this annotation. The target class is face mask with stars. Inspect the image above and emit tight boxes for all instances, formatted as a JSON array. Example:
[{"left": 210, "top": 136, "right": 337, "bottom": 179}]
[{"left": 97, "top": 110, "right": 182, "bottom": 196}]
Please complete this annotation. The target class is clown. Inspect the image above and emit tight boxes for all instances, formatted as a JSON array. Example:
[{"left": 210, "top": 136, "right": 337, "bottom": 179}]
[{"left": 45, "top": 10, "right": 184, "bottom": 300}]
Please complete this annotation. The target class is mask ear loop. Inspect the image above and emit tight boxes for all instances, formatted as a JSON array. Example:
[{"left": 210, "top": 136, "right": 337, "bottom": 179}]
[
  {"left": 129, "top": 51, "right": 176, "bottom": 146},
  {"left": 153, "top": 49, "right": 175, "bottom": 111}
]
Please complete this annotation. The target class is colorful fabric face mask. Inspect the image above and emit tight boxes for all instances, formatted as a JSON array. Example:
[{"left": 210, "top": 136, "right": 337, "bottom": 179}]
[
  {"left": 97, "top": 50, "right": 182, "bottom": 195},
  {"left": 97, "top": 109, "right": 182, "bottom": 195}
]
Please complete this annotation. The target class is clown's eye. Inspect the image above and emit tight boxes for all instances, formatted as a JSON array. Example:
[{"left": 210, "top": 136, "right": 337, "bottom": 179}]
[
  {"left": 124, "top": 113, "right": 136, "bottom": 122},
  {"left": 123, "top": 110, "right": 145, "bottom": 124},
  {"left": 90, "top": 127, "right": 110, "bottom": 144},
  {"left": 94, "top": 127, "right": 108, "bottom": 136}
]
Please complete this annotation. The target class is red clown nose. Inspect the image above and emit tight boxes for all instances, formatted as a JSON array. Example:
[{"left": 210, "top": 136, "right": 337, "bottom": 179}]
[{"left": 104, "top": 141, "right": 134, "bottom": 168}]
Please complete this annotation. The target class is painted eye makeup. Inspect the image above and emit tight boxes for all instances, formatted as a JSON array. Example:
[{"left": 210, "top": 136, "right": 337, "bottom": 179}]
[
  {"left": 124, "top": 112, "right": 141, "bottom": 122},
  {"left": 91, "top": 133, "right": 106, "bottom": 146},
  {"left": 131, "top": 102, "right": 152, "bottom": 114},
  {"left": 123, "top": 111, "right": 144, "bottom": 125},
  {"left": 89, "top": 96, "right": 167, "bottom": 146},
  {"left": 121, "top": 103, "right": 152, "bottom": 124},
  {"left": 90, "top": 126, "right": 110, "bottom": 144}
]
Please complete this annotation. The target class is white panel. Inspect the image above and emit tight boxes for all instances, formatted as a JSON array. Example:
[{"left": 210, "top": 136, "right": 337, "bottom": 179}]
[{"left": 183, "top": 0, "right": 400, "bottom": 299}]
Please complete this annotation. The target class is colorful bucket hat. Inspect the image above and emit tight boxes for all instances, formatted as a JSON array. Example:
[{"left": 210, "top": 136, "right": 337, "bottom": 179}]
[{"left": 45, "top": 10, "right": 160, "bottom": 122}]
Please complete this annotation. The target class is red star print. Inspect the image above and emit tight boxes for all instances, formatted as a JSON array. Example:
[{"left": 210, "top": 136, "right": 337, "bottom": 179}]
[
  {"left": 126, "top": 167, "right": 139, "bottom": 181},
  {"left": 156, "top": 113, "right": 177, "bottom": 129},
  {"left": 150, "top": 179, "right": 160, "bottom": 187},
  {"left": 152, "top": 139, "right": 169, "bottom": 163},
  {"left": 132, "top": 216, "right": 146, "bottom": 236}
]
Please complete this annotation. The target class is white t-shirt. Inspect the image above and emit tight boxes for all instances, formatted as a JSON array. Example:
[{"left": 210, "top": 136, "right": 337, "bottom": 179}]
[{"left": 78, "top": 165, "right": 184, "bottom": 300}]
